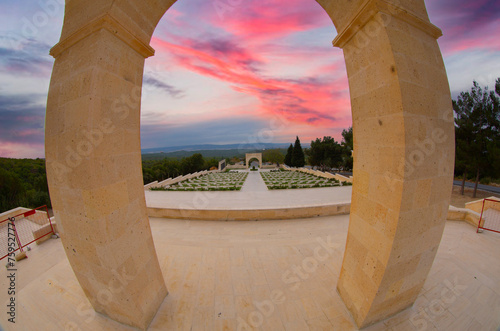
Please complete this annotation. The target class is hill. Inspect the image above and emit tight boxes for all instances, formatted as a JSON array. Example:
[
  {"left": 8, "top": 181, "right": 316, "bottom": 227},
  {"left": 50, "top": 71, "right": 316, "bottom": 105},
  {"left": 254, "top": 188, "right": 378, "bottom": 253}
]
[
  {"left": 142, "top": 143, "right": 291, "bottom": 154},
  {"left": 141, "top": 143, "right": 294, "bottom": 161}
]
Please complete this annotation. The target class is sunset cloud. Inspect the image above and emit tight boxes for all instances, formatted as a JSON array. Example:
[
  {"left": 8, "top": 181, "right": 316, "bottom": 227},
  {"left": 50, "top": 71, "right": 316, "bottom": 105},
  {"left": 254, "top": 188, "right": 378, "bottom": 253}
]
[
  {"left": 427, "top": 0, "right": 500, "bottom": 55},
  {"left": 0, "top": 93, "right": 46, "bottom": 158},
  {"left": 143, "top": 75, "right": 185, "bottom": 98},
  {"left": 210, "top": 0, "right": 330, "bottom": 41},
  {"left": 151, "top": 33, "right": 350, "bottom": 130},
  {"left": 0, "top": 40, "right": 53, "bottom": 76}
]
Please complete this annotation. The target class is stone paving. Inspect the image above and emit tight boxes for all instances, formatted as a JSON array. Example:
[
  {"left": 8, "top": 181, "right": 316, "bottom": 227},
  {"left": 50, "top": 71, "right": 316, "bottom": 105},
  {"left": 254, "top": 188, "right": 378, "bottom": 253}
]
[
  {"left": 2, "top": 216, "right": 499, "bottom": 330},
  {"left": 240, "top": 171, "right": 269, "bottom": 193}
]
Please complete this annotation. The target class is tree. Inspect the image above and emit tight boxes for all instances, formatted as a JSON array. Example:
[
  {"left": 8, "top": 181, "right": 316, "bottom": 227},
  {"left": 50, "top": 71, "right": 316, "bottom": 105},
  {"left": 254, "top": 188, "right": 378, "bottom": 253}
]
[
  {"left": 0, "top": 158, "right": 52, "bottom": 212},
  {"left": 0, "top": 168, "right": 25, "bottom": 212},
  {"left": 307, "top": 136, "right": 343, "bottom": 171},
  {"left": 263, "top": 149, "right": 284, "bottom": 165},
  {"left": 204, "top": 157, "right": 219, "bottom": 170},
  {"left": 180, "top": 153, "right": 205, "bottom": 174},
  {"left": 341, "top": 127, "right": 353, "bottom": 171},
  {"left": 291, "top": 136, "right": 305, "bottom": 167},
  {"left": 453, "top": 79, "right": 500, "bottom": 197},
  {"left": 284, "top": 144, "right": 293, "bottom": 166}
]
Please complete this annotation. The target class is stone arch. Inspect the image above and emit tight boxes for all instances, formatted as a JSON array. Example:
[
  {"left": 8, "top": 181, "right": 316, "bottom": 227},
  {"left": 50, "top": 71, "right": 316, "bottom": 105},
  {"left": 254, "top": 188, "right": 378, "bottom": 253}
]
[
  {"left": 246, "top": 153, "right": 263, "bottom": 169},
  {"left": 45, "top": 0, "right": 454, "bottom": 329}
]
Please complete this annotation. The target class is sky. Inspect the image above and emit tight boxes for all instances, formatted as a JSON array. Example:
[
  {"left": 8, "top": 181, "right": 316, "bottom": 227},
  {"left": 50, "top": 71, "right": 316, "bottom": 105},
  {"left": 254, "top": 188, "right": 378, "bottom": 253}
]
[{"left": 0, "top": 0, "right": 499, "bottom": 159}]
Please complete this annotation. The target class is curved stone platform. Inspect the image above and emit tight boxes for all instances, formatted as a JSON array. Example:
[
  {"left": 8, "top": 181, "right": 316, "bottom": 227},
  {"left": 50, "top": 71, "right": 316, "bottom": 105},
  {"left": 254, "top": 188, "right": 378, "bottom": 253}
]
[
  {"left": 145, "top": 171, "right": 353, "bottom": 221},
  {"left": 147, "top": 202, "right": 351, "bottom": 221},
  {"left": 4, "top": 217, "right": 499, "bottom": 330}
]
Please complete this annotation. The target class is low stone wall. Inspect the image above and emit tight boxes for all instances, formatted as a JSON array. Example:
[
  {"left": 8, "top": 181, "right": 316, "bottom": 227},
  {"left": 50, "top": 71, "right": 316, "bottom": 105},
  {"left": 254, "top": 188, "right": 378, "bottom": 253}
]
[
  {"left": 0, "top": 207, "right": 57, "bottom": 245},
  {"left": 34, "top": 221, "right": 59, "bottom": 244},
  {"left": 465, "top": 196, "right": 500, "bottom": 214},
  {"left": 281, "top": 165, "right": 353, "bottom": 183},
  {"left": 25, "top": 210, "right": 51, "bottom": 226},
  {"left": 148, "top": 203, "right": 351, "bottom": 221},
  {"left": 447, "top": 206, "right": 480, "bottom": 228},
  {"left": 226, "top": 165, "right": 246, "bottom": 170},
  {"left": 332, "top": 173, "right": 353, "bottom": 183},
  {"left": 145, "top": 170, "right": 218, "bottom": 189},
  {"left": 0, "top": 207, "right": 31, "bottom": 221},
  {"left": 0, "top": 207, "right": 50, "bottom": 228},
  {"left": 0, "top": 207, "right": 32, "bottom": 230},
  {"left": 144, "top": 181, "right": 158, "bottom": 189}
]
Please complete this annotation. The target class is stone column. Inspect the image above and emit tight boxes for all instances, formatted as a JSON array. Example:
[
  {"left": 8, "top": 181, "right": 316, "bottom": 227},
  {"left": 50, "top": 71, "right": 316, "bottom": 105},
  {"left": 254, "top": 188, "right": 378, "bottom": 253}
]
[
  {"left": 45, "top": 14, "right": 167, "bottom": 329},
  {"left": 334, "top": 1, "right": 455, "bottom": 327}
]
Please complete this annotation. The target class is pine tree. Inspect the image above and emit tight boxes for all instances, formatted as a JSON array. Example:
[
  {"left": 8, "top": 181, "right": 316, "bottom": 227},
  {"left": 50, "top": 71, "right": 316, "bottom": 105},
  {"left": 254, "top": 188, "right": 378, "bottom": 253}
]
[
  {"left": 284, "top": 144, "right": 293, "bottom": 166},
  {"left": 291, "top": 136, "right": 305, "bottom": 167}
]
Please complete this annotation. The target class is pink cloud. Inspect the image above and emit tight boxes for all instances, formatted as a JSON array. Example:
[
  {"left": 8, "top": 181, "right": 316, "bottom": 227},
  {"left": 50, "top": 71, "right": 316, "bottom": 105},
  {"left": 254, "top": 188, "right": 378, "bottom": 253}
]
[
  {"left": 440, "top": 22, "right": 500, "bottom": 56},
  {"left": 151, "top": 35, "right": 351, "bottom": 131},
  {"left": 13, "top": 128, "right": 42, "bottom": 138},
  {"left": 200, "top": 0, "right": 332, "bottom": 42},
  {"left": 427, "top": 0, "right": 500, "bottom": 56},
  {"left": 0, "top": 141, "right": 44, "bottom": 158}
]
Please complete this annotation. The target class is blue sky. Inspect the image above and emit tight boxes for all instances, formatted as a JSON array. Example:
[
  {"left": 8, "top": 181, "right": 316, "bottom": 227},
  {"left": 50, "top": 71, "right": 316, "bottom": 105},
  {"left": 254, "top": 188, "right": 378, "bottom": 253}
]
[{"left": 0, "top": 0, "right": 499, "bottom": 158}]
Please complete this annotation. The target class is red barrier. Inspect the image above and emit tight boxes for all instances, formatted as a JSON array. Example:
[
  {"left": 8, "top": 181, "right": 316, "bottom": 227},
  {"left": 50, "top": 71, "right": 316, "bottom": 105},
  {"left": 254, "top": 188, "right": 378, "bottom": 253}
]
[
  {"left": 0, "top": 206, "right": 55, "bottom": 260},
  {"left": 477, "top": 199, "right": 500, "bottom": 234}
]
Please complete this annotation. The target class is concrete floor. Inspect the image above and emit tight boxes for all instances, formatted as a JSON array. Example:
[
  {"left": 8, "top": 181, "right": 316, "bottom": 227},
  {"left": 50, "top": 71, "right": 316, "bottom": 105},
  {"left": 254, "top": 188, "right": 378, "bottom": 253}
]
[{"left": 1, "top": 215, "right": 499, "bottom": 330}]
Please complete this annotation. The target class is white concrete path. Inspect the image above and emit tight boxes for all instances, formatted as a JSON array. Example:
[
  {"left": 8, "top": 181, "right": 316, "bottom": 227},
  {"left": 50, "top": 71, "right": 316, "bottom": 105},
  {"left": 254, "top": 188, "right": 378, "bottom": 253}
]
[{"left": 240, "top": 170, "right": 270, "bottom": 192}]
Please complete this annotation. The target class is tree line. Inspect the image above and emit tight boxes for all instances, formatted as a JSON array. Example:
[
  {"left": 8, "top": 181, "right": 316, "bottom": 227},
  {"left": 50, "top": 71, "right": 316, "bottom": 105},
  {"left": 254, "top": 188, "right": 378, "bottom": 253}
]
[
  {"left": 0, "top": 158, "right": 51, "bottom": 212},
  {"left": 453, "top": 78, "right": 500, "bottom": 197},
  {"left": 142, "top": 153, "right": 220, "bottom": 184},
  {"left": 283, "top": 130, "right": 353, "bottom": 171}
]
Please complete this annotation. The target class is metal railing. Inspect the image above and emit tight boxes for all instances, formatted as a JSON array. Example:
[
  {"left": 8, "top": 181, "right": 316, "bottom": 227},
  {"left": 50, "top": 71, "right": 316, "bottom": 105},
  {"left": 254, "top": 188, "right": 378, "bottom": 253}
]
[
  {"left": 477, "top": 199, "right": 500, "bottom": 234},
  {"left": 1, "top": 206, "right": 55, "bottom": 260}
]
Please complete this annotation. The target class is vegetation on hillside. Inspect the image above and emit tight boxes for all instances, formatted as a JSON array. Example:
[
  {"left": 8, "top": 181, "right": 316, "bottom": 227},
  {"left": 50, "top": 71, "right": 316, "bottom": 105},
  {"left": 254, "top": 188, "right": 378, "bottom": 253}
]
[
  {"left": 142, "top": 148, "right": 267, "bottom": 161},
  {"left": 142, "top": 153, "right": 220, "bottom": 184},
  {"left": 0, "top": 158, "right": 50, "bottom": 213}
]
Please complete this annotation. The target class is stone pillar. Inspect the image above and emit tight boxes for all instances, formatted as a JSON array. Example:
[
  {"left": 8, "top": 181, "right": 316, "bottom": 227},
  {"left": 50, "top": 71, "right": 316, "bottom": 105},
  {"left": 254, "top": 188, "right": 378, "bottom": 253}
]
[
  {"left": 334, "top": 1, "right": 454, "bottom": 327},
  {"left": 45, "top": 14, "right": 167, "bottom": 329}
]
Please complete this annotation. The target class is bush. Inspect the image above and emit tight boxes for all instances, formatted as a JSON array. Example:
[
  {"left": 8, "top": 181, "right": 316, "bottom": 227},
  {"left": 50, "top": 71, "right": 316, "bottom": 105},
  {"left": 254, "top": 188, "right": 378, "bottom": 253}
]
[{"left": 480, "top": 177, "right": 491, "bottom": 185}]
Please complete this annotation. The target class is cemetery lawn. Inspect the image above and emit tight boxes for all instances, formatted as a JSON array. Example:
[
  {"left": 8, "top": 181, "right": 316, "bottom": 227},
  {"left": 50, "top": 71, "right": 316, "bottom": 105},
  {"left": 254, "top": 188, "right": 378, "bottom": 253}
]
[
  {"left": 151, "top": 171, "right": 248, "bottom": 191},
  {"left": 260, "top": 170, "right": 341, "bottom": 190}
]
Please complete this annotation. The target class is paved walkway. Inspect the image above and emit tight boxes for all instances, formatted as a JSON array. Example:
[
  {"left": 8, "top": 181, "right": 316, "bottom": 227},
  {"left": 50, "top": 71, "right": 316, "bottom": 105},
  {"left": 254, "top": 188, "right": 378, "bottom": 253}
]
[
  {"left": 146, "top": 170, "right": 352, "bottom": 210},
  {"left": 3, "top": 216, "right": 499, "bottom": 330},
  {"left": 240, "top": 171, "right": 268, "bottom": 192}
]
